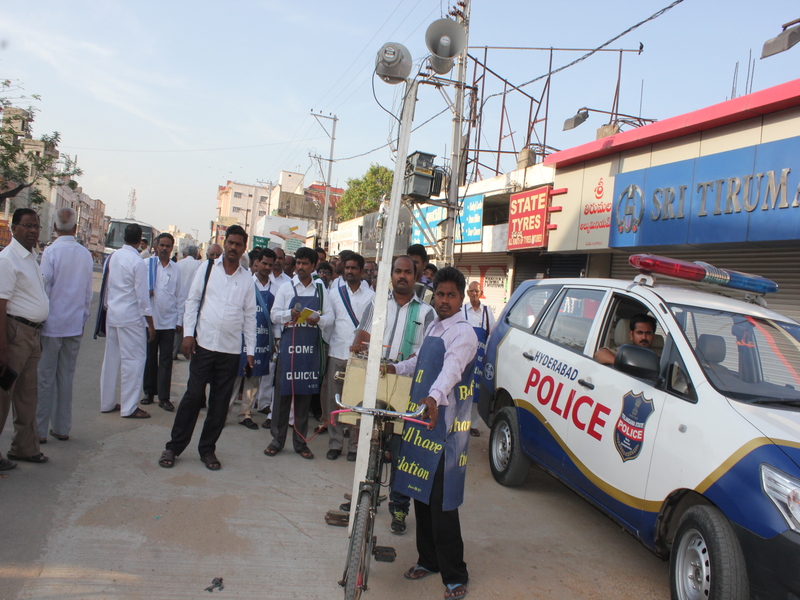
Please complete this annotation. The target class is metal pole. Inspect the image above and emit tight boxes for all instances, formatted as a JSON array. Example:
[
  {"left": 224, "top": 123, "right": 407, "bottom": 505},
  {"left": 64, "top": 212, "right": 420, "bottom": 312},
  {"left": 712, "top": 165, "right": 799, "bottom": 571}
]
[
  {"left": 349, "top": 78, "right": 419, "bottom": 530},
  {"left": 443, "top": 0, "right": 470, "bottom": 266},
  {"left": 248, "top": 185, "right": 259, "bottom": 249},
  {"left": 312, "top": 113, "right": 338, "bottom": 250}
]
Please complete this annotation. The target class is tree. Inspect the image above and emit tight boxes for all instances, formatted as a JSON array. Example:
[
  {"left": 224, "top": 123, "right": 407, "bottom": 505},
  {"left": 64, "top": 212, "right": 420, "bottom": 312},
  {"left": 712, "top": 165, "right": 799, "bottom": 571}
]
[
  {"left": 336, "top": 163, "right": 393, "bottom": 222},
  {"left": 0, "top": 80, "right": 82, "bottom": 206}
]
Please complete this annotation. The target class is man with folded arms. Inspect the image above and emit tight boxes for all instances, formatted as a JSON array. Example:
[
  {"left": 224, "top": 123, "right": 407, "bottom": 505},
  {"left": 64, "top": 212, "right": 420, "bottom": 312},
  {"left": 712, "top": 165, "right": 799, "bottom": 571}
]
[
  {"left": 36, "top": 207, "right": 93, "bottom": 444},
  {"left": 0, "top": 208, "right": 50, "bottom": 467}
]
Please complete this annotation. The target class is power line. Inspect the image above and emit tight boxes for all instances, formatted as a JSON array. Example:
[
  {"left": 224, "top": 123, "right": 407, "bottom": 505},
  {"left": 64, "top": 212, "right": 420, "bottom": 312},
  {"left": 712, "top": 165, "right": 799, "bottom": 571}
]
[{"left": 60, "top": 137, "right": 325, "bottom": 153}]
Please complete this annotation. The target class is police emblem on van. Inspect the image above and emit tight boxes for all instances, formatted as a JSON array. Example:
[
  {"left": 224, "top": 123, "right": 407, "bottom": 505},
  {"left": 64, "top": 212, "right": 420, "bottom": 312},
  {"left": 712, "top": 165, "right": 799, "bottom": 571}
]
[{"left": 614, "top": 391, "right": 654, "bottom": 462}]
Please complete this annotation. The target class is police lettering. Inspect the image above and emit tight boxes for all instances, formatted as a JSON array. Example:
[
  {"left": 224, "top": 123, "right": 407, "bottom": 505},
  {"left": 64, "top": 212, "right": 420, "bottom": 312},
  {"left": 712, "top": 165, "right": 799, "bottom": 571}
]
[
  {"left": 524, "top": 366, "right": 611, "bottom": 441},
  {"left": 530, "top": 351, "right": 579, "bottom": 380}
]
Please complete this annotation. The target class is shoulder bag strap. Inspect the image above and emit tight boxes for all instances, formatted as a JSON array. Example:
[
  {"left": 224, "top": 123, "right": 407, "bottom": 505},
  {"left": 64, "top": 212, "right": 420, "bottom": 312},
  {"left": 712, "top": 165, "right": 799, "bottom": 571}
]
[{"left": 193, "top": 259, "right": 214, "bottom": 337}]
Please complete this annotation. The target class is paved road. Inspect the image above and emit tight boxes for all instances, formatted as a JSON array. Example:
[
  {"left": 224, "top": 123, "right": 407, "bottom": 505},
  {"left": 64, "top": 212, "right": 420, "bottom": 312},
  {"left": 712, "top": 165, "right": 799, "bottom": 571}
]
[{"left": 0, "top": 273, "right": 669, "bottom": 599}]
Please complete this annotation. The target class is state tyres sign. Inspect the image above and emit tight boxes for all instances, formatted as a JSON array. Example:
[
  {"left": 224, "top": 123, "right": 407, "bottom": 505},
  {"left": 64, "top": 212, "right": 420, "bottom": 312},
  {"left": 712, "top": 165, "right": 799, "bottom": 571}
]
[{"left": 508, "top": 186, "right": 550, "bottom": 250}]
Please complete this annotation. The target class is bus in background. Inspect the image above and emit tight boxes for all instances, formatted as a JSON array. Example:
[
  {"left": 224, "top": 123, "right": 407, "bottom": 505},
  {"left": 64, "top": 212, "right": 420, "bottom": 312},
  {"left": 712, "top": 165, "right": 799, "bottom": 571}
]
[{"left": 104, "top": 218, "right": 158, "bottom": 260}]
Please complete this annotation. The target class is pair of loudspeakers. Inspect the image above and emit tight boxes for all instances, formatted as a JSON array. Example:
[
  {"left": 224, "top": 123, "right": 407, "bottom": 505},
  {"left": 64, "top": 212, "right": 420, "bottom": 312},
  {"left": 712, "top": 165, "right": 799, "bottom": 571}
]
[{"left": 375, "top": 18, "right": 466, "bottom": 85}]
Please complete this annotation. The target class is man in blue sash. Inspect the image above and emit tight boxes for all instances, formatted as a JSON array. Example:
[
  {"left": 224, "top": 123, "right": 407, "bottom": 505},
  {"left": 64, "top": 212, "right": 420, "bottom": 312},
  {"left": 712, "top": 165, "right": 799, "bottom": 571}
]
[
  {"left": 265, "top": 246, "right": 331, "bottom": 459},
  {"left": 230, "top": 248, "right": 278, "bottom": 429},
  {"left": 320, "top": 253, "right": 374, "bottom": 460},
  {"left": 386, "top": 267, "right": 478, "bottom": 600},
  {"left": 462, "top": 280, "right": 496, "bottom": 437}
]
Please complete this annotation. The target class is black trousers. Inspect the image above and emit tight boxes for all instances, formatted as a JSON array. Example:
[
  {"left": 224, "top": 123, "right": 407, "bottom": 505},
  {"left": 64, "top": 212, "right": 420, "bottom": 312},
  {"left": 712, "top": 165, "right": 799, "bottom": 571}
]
[
  {"left": 166, "top": 345, "right": 239, "bottom": 457},
  {"left": 144, "top": 329, "right": 175, "bottom": 400},
  {"left": 414, "top": 456, "right": 468, "bottom": 586},
  {"left": 269, "top": 393, "right": 312, "bottom": 453}
]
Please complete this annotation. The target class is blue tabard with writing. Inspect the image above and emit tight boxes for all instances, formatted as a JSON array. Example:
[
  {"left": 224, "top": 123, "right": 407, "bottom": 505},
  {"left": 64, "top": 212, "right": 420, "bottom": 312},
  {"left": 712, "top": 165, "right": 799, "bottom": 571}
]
[
  {"left": 238, "top": 282, "right": 274, "bottom": 378},
  {"left": 279, "top": 288, "right": 323, "bottom": 396},
  {"left": 394, "top": 326, "right": 476, "bottom": 511},
  {"left": 464, "top": 304, "right": 489, "bottom": 400}
]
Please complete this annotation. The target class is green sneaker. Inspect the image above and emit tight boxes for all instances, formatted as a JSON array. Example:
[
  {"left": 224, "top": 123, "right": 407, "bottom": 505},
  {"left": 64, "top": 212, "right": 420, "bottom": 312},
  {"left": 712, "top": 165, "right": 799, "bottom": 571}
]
[{"left": 390, "top": 510, "right": 407, "bottom": 535}]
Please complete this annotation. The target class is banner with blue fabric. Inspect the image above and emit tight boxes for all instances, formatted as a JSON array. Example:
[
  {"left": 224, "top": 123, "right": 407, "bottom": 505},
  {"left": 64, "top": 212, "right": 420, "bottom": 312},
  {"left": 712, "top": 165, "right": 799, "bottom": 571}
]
[
  {"left": 238, "top": 281, "right": 274, "bottom": 378},
  {"left": 279, "top": 287, "right": 323, "bottom": 396}
]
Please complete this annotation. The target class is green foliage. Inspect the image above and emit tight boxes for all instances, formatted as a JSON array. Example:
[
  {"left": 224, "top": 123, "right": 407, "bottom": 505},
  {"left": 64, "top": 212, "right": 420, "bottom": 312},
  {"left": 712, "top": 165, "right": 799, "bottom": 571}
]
[
  {"left": 336, "top": 163, "right": 393, "bottom": 222},
  {"left": 0, "top": 80, "right": 83, "bottom": 205}
]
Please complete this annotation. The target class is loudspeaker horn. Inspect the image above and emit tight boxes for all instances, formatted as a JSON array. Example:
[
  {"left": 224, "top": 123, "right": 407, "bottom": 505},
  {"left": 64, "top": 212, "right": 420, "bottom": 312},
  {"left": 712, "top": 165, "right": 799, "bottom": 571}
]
[
  {"left": 425, "top": 18, "right": 466, "bottom": 74},
  {"left": 375, "top": 42, "right": 412, "bottom": 85}
]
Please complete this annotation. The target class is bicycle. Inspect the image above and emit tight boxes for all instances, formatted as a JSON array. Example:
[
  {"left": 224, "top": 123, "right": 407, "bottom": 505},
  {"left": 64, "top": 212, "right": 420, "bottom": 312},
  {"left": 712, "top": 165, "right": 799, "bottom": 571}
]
[{"left": 333, "top": 393, "right": 427, "bottom": 600}]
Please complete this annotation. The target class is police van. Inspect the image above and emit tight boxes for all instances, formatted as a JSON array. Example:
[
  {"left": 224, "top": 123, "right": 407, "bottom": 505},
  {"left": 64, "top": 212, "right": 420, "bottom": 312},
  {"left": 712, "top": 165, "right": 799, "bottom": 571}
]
[{"left": 478, "top": 254, "right": 800, "bottom": 600}]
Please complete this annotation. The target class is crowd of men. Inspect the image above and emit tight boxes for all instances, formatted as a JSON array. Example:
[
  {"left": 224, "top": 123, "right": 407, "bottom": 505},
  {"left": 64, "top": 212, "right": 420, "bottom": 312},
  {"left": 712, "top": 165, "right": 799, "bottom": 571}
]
[{"left": 1, "top": 209, "right": 500, "bottom": 600}]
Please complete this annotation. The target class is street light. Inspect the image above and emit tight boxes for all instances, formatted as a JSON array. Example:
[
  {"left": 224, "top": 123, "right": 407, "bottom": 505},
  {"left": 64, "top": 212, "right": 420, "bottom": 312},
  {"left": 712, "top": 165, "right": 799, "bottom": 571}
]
[
  {"left": 563, "top": 107, "right": 656, "bottom": 133},
  {"left": 762, "top": 18, "right": 800, "bottom": 58}
]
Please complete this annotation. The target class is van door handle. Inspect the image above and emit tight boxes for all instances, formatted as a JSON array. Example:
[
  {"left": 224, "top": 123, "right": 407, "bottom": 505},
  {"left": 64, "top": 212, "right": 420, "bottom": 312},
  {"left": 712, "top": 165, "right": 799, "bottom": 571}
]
[
  {"left": 522, "top": 351, "right": 534, "bottom": 361},
  {"left": 578, "top": 378, "right": 595, "bottom": 390}
]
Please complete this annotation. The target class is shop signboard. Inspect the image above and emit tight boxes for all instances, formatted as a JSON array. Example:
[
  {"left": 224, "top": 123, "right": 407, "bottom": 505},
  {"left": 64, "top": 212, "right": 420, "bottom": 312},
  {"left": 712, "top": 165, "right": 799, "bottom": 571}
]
[
  {"left": 411, "top": 194, "right": 484, "bottom": 246},
  {"left": 507, "top": 186, "right": 550, "bottom": 250},
  {"left": 610, "top": 135, "right": 800, "bottom": 248},
  {"left": 252, "top": 235, "right": 270, "bottom": 249},
  {"left": 577, "top": 174, "right": 614, "bottom": 249}
]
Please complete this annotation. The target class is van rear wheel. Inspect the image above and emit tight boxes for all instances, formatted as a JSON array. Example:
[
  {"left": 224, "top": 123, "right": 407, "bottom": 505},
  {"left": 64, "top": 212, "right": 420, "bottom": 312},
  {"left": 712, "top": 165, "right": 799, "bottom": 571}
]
[
  {"left": 489, "top": 407, "right": 530, "bottom": 486},
  {"left": 669, "top": 505, "right": 748, "bottom": 600}
]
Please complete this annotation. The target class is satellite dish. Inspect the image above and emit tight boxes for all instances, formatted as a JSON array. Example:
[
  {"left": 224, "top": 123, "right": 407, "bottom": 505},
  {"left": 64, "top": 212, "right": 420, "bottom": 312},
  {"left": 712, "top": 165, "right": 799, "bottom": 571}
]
[
  {"left": 425, "top": 18, "right": 466, "bottom": 74},
  {"left": 375, "top": 42, "right": 412, "bottom": 84}
]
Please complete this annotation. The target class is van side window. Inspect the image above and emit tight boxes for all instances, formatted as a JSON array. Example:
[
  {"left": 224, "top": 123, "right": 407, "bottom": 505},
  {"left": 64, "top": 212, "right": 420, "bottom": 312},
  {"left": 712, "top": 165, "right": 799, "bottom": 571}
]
[
  {"left": 536, "top": 288, "right": 605, "bottom": 353},
  {"left": 506, "top": 285, "right": 560, "bottom": 332},
  {"left": 595, "top": 296, "right": 666, "bottom": 362},
  {"left": 665, "top": 342, "right": 697, "bottom": 402}
]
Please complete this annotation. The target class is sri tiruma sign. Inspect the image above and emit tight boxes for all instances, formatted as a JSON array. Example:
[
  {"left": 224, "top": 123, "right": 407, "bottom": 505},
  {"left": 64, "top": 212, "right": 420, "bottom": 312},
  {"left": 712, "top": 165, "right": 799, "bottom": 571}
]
[{"left": 508, "top": 186, "right": 551, "bottom": 250}]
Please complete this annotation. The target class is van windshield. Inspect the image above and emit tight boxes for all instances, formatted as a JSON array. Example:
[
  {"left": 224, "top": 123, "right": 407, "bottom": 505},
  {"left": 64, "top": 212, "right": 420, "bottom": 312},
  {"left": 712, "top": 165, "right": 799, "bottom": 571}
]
[{"left": 669, "top": 304, "right": 800, "bottom": 404}]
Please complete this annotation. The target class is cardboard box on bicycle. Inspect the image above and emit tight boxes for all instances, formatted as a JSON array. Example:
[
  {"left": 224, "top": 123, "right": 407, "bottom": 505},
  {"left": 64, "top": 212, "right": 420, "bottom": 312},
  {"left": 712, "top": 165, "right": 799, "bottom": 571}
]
[{"left": 337, "top": 356, "right": 412, "bottom": 434}]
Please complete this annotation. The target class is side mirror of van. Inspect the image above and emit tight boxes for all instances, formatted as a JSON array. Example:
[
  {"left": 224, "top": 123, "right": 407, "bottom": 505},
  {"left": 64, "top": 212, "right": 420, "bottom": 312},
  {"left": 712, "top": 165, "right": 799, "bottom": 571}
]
[{"left": 615, "top": 344, "right": 661, "bottom": 383}]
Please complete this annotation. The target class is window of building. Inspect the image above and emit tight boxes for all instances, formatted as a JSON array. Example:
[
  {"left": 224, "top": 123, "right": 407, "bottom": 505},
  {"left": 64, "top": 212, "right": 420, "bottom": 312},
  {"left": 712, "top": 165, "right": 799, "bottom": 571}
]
[
  {"left": 260, "top": 196, "right": 267, "bottom": 203},
  {"left": 258, "top": 210, "right": 266, "bottom": 217},
  {"left": 233, "top": 191, "right": 243, "bottom": 199},
  {"left": 231, "top": 206, "right": 241, "bottom": 213}
]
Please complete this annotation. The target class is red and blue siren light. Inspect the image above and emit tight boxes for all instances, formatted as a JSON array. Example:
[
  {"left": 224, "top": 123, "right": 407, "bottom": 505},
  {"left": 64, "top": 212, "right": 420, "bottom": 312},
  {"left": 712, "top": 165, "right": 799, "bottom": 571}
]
[{"left": 629, "top": 254, "right": 779, "bottom": 295}]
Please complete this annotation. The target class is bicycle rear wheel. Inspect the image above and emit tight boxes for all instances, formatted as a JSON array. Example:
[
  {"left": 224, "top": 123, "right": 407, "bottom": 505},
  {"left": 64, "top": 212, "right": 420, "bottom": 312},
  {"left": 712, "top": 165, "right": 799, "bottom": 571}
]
[{"left": 344, "top": 491, "right": 373, "bottom": 600}]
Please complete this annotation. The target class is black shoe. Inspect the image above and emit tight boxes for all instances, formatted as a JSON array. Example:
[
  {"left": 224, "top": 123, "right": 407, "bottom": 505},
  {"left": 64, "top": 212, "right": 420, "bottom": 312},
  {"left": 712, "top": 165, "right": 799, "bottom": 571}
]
[
  {"left": 240, "top": 418, "right": 259, "bottom": 430},
  {"left": 261, "top": 418, "right": 271, "bottom": 429},
  {"left": 140, "top": 396, "right": 154, "bottom": 405},
  {"left": 158, "top": 399, "right": 175, "bottom": 412},
  {"left": 347, "top": 451, "right": 357, "bottom": 462},
  {"left": 390, "top": 510, "right": 407, "bottom": 534},
  {"left": 326, "top": 449, "right": 341, "bottom": 460}
]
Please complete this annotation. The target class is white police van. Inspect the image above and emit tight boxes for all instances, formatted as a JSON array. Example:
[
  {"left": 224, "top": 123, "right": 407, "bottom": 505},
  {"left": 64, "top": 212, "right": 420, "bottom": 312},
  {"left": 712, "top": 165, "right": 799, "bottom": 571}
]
[{"left": 478, "top": 255, "right": 800, "bottom": 600}]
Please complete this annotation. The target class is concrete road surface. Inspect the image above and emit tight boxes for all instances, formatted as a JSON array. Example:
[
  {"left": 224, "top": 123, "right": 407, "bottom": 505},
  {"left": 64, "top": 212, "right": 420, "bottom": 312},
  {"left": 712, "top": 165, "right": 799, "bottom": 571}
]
[{"left": 0, "top": 273, "right": 669, "bottom": 599}]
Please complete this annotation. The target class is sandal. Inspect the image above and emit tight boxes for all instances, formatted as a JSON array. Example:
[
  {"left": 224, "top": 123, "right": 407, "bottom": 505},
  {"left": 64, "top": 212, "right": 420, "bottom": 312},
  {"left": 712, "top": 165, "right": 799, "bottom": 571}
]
[
  {"left": 158, "top": 400, "right": 175, "bottom": 412},
  {"left": 263, "top": 446, "right": 279, "bottom": 457},
  {"left": 444, "top": 583, "right": 468, "bottom": 600},
  {"left": 298, "top": 447, "right": 314, "bottom": 460},
  {"left": 140, "top": 397, "right": 154, "bottom": 405},
  {"left": 404, "top": 564, "right": 436, "bottom": 580},
  {"left": 50, "top": 429, "right": 69, "bottom": 441},
  {"left": 159, "top": 449, "right": 176, "bottom": 468},
  {"left": 0, "top": 458, "right": 17, "bottom": 471},
  {"left": 122, "top": 408, "right": 151, "bottom": 419},
  {"left": 7, "top": 452, "right": 49, "bottom": 464},
  {"left": 201, "top": 452, "right": 221, "bottom": 471}
]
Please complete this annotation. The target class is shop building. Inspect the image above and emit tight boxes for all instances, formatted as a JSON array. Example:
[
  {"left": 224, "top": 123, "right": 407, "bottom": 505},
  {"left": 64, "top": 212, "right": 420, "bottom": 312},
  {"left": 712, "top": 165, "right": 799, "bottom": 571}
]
[{"left": 543, "top": 78, "right": 800, "bottom": 322}]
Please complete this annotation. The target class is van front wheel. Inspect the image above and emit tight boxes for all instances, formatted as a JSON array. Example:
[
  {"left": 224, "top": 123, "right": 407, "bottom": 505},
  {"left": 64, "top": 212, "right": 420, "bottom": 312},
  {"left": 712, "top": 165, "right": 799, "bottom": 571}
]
[
  {"left": 669, "top": 505, "right": 748, "bottom": 600},
  {"left": 489, "top": 407, "right": 529, "bottom": 486}
]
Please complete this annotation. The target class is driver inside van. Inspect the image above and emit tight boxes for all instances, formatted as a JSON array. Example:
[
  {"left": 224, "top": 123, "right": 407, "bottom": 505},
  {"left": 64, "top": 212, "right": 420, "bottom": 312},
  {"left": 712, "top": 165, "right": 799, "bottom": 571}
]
[{"left": 595, "top": 313, "right": 658, "bottom": 365}]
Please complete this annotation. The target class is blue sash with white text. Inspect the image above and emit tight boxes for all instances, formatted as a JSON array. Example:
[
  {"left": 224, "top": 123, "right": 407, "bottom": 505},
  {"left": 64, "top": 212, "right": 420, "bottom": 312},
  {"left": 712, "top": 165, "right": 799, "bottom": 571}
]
[
  {"left": 238, "top": 282, "right": 274, "bottom": 378},
  {"left": 279, "top": 291, "right": 322, "bottom": 396}
]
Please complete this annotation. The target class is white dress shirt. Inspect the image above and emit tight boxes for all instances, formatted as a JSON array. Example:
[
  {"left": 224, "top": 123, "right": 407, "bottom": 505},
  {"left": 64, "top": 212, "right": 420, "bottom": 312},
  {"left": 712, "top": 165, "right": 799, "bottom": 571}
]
[
  {"left": 270, "top": 275, "right": 333, "bottom": 331},
  {"left": 40, "top": 235, "right": 94, "bottom": 337},
  {"left": 183, "top": 257, "right": 256, "bottom": 355},
  {"left": 325, "top": 280, "right": 375, "bottom": 360},
  {"left": 105, "top": 244, "right": 152, "bottom": 327},
  {"left": 269, "top": 271, "right": 292, "bottom": 290},
  {"left": 356, "top": 291, "right": 434, "bottom": 361},
  {"left": 147, "top": 257, "right": 184, "bottom": 330},
  {"left": 177, "top": 256, "right": 201, "bottom": 303},
  {"left": 0, "top": 237, "right": 49, "bottom": 322},
  {"left": 463, "top": 302, "right": 496, "bottom": 333},
  {"left": 394, "top": 311, "right": 478, "bottom": 407}
]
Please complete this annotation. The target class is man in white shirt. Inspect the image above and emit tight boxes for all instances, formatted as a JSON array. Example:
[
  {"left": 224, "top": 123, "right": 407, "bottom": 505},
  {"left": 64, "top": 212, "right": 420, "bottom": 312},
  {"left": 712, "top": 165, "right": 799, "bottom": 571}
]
[
  {"left": 320, "top": 253, "right": 374, "bottom": 460},
  {"left": 269, "top": 247, "right": 292, "bottom": 289},
  {"left": 173, "top": 245, "right": 201, "bottom": 360},
  {"left": 0, "top": 208, "right": 50, "bottom": 468},
  {"left": 264, "top": 246, "right": 331, "bottom": 459},
  {"left": 36, "top": 208, "right": 93, "bottom": 444},
  {"left": 140, "top": 233, "right": 184, "bottom": 412},
  {"left": 99, "top": 223, "right": 156, "bottom": 418},
  {"left": 160, "top": 225, "right": 256, "bottom": 471}
]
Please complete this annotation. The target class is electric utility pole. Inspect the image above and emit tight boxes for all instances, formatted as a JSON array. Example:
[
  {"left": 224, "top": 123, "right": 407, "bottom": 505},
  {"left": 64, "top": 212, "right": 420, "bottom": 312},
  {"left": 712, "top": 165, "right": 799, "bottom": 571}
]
[
  {"left": 443, "top": 0, "right": 470, "bottom": 266},
  {"left": 311, "top": 111, "right": 337, "bottom": 250}
]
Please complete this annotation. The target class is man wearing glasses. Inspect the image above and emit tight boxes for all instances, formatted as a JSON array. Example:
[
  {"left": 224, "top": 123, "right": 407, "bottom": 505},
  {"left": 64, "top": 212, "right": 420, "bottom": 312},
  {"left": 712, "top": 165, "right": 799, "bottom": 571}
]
[{"left": 0, "top": 209, "right": 50, "bottom": 468}]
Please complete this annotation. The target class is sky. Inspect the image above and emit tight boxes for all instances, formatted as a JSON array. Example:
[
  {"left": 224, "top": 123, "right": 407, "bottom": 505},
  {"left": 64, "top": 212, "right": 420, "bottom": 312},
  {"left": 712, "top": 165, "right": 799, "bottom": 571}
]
[{"left": 1, "top": 0, "right": 798, "bottom": 239}]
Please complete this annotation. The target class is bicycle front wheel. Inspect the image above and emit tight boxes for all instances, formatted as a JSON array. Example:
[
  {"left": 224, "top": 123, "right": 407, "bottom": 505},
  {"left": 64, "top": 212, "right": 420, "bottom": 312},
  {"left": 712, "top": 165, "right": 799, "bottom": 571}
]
[{"left": 344, "top": 491, "right": 373, "bottom": 600}]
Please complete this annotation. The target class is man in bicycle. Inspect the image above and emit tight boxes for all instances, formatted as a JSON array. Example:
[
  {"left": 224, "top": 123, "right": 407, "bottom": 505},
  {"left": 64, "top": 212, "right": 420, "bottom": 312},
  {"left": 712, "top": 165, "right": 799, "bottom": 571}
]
[
  {"left": 385, "top": 266, "right": 478, "bottom": 600},
  {"left": 349, "top": 255, "right": 434, "bottom": 534}
]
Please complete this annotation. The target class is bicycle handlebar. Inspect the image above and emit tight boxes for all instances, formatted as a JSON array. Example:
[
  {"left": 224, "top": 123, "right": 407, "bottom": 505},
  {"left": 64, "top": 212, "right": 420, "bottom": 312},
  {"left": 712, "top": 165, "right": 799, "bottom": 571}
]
[{"left": 334, "top": 393, "right": 427, "bottom": 421}]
